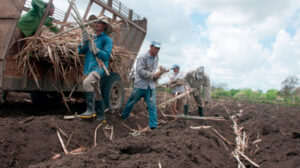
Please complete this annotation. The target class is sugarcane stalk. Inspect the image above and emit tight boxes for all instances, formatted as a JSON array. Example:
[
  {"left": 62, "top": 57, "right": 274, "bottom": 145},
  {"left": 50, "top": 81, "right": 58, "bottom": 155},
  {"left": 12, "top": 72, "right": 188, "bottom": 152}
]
[
  {"left": 48, "top": 18, "right": 107, "bottom": 39},
  {"left": 165, "top": 114, "right": 225, "bottom": 121},
  {"left": 94, "top": 123, "right": 103, "bottom": 147},
  {"left": 236, "top": 150, "right": 260, "bottom": 167},
  {"left": 56, "top": 130, "right": 69, "bottom": 155},
  {"left": 158, "top": 88, "right": 196, "bottom": 107}
]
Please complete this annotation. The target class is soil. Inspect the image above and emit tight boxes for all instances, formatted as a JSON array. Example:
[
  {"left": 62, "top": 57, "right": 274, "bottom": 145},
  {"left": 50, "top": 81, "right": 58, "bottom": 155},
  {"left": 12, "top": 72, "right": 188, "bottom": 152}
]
[{"left": 0, "top": 91, "right": 299, "bottom": 168}]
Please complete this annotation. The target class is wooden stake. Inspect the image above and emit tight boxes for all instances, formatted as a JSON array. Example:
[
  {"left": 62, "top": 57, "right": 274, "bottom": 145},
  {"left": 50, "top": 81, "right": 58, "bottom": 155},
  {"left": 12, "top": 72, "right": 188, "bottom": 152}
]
[
  {"left": 121, "top": 122, "right": 134, "bottom": 131},
  {"left": 56, "top": 130, "right": 69, "bottom": 155},
  {"left": 211, "top": 128, "right": 234, "bottom": 145},
  {"left": 110, "top": 126, "right": 114, "bottom": 140},
  {"left": 66, "top": 132, "right": 73, "bottom": 147},
  {"left": 190, "top": 126, "right": 212, "bottom": 129},
  {"left": 69, "top": 147, "right": 86, "bottom": 155},
  {"left": 63, "top": 115, "right": 78, "bottom": 120},
  {"left": 165, "top": 114, "right": 225, "bottom": 121},
  {"left": 157, "top": 88, "right": 196, "bottom": 107},
  {"left": 59, "top": 86, "right": 71, "bottom": 113},
  {"left": 236, "top": 150, "right": 260, "bottom": 167},
  {"left": 232, "top": 151, "right": 246, "bottom": 168},
  {"left": 190, "top": 126, "right": 230, "bottom": 151},
  {"left": 56, "top": 126, "right": 81, "bottom": 147},
  {"left": 94, "top": 123, "right": 103, "bottom": 147},
  {"left": 18, "top": 116, "right": 34, "bottom": 124}
]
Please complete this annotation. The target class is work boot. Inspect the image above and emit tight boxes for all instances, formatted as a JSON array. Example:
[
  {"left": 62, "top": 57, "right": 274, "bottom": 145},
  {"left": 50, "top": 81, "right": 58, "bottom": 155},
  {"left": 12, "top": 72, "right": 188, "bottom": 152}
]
[
  {"left": 95, "top": 100, "right": 106, "bottom": 123},
  {"left": 184, "top": 105, "right": 189, "bottom": 115},
  {"left": 198, "top": 106, "right": 203, "bottom": 117},
  {"left": 80, "top": 92, "right": 96, "bottom": 118}
]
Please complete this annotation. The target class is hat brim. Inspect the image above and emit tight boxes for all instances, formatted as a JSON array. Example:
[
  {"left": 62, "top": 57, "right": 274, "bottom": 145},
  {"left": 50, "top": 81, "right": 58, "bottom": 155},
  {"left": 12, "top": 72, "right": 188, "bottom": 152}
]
[{"left": 88, "top": 15, "right": 113, "bottom": 35}]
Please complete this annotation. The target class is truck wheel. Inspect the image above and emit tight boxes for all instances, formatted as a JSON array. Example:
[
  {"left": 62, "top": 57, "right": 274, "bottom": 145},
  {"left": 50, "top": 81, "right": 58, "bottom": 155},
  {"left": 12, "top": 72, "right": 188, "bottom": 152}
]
[{"left": 100, "top": 72, "right": 124, "bottom": 110}]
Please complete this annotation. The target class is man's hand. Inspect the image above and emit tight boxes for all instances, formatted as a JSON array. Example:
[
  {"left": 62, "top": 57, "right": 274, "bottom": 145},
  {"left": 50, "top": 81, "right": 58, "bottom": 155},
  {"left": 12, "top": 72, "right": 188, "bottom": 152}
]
[
  {"left": 152, "top": 72, "right": 161, "bottom": 81},
  {"left": 89, "top": 42, "right": 100, "bottom": 55},
  {"left": 81, "top": 32, "right": 89, "bottom": 46},
  {"left": 152, "top": 66, "right": 169, "bottom": 81}
]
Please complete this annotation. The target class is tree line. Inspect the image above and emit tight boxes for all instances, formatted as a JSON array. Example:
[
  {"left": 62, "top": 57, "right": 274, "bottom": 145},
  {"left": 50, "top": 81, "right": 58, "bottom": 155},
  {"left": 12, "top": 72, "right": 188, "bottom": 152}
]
[{"left": 212, "top": 75, "right": 300, "bottom": 105}]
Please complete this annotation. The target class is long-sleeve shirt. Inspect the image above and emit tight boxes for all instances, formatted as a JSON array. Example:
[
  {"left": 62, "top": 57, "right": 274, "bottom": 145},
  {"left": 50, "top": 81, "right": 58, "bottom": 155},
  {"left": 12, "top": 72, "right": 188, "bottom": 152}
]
[
  {"left": 17, "top": 0, "right": 59, "bottom": 37},
  {"left": 134, "top": 51, "right": 159, "bottom": 89},
  {"left": 170, "top": 71, "right": 185, "bottom": 94},
  {"left": 78, "top": 32, "right": 113, "bottom": 77},
  {"left": 184, "top": 70, "right": 211, "bottom": 102}
]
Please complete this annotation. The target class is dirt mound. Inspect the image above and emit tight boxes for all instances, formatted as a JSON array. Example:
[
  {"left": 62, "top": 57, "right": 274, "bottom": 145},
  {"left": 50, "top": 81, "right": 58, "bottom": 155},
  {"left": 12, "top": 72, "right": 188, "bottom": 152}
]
[
  {"left": 29, "top": 118, "right": 235, "bottom": 168},
  {"left": 0, "top": 92, "right": 300, "bottom": 168}
]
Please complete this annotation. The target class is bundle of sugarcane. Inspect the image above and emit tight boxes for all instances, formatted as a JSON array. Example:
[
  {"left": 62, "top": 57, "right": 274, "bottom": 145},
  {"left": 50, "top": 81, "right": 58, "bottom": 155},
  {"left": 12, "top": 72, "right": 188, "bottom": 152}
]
[
  {"left": 109, "top": 46, "right": 136, "bottom": 84},
  {"left": 153, "top": 66, "right": 169, "bottom": 81},
  {"left": 14, "top": 27, "right": 83, "bottom": 88},
  {"left": 13, "top": 17, "right": 133, "bottom": 88}
]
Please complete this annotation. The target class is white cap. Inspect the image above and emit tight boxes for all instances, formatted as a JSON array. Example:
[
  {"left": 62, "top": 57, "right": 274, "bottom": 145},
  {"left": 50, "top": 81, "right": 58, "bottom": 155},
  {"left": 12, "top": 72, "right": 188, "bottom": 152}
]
[{"left": 151, "top": 40, "right": 161, "bottom": 48}]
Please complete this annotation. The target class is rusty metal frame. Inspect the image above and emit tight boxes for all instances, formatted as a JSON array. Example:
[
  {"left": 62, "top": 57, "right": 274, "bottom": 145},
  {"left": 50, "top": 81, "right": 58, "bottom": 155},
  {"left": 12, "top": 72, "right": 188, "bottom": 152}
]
[
  {"left": 83, "top": 0, "right": 93, "bottom": 20},
  {"left": 92, "top": 0, "right": 146, "bottom": 33},
  {"left": 59, "top": 3, "right": 73, "bottom": 32}
]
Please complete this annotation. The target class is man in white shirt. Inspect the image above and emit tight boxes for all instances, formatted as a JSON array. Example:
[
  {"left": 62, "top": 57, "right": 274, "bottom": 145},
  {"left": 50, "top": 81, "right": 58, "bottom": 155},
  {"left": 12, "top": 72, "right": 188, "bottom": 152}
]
[{"left": 169, "top": 64, "right": 185, "bottom": 116}]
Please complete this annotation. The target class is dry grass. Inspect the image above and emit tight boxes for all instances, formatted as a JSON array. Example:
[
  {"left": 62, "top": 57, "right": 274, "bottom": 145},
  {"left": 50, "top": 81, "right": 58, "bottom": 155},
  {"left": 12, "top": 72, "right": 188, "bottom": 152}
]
[{"left": 13, "top": 20, "right": 135, "bottom": 89}]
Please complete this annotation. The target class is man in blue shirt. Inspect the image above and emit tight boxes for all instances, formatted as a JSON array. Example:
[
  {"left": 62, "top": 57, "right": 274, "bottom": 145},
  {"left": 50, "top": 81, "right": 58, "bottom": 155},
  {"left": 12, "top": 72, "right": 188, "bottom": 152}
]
[
  {"left": 78, "top": 15, "right": 113, "bottom": 122},
  {"left": 121, "top": 41, "right": 161, "bottom": 129}
]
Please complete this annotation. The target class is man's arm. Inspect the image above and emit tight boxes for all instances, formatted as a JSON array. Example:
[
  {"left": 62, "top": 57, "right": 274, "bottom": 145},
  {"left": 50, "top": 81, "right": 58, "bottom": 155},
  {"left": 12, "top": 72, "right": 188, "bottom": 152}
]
[
  {"left": 95, "top": 38, "right": 113, "bottom": 61},
  {"left": 78, "top": 41, "right": 88, "bottom": 54},
  {"left": 44, "top": 18, "right": 59, "bottom": 34},
  {"left": 136, "top": 55, "right": 154, "bottom": 80},
  {"left": 203, "top": 75, "right": 211, "bottom": 102},
  {"left": 184, "top": 71, "right": 193, "bottom": 89}
]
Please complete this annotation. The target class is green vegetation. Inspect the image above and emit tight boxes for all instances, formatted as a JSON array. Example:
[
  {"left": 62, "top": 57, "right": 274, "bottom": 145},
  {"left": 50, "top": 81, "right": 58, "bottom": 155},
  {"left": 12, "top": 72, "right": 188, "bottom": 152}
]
[
  {"left": 212, "top": 88, "right": 281, "bottom": 104},
  {"left": 212, "top": 75, "right": 300, "bottom": 105}
]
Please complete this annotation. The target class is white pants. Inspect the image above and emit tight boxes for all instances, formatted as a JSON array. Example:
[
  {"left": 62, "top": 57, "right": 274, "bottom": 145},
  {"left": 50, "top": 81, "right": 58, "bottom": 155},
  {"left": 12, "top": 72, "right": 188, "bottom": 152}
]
[{"left": 83, "top": 71, "right": 102, "bottom": 100}]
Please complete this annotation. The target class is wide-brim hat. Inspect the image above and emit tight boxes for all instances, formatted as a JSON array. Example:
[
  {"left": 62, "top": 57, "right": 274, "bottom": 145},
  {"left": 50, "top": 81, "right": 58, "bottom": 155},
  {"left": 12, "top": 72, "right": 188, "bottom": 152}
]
[{"left": 88, "top": 15, "right": 113, "bottom": 35}]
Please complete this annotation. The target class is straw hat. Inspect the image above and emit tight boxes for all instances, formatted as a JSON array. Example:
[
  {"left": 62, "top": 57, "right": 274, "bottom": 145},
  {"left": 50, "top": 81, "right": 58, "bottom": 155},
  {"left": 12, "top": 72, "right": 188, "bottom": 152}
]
[{"left": 88, "top": 15, "right": 113, "bottom": 35}]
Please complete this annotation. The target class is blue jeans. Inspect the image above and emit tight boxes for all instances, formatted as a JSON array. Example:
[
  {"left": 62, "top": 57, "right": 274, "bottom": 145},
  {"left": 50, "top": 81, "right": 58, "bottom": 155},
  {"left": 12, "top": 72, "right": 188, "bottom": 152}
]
[{"left": 121, "top": 87, "right": 157, "bottom": 128}]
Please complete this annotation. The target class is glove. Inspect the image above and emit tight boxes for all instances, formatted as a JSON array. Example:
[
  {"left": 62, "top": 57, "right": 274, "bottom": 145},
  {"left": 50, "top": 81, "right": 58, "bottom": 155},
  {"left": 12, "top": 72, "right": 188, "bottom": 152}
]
[
  {"left": 89, "top": 42, "right": 100, "bottom": 55},
  {"left": 81, "top": 31, "right": 89, "bottom": 46},
  {"left": 152, "top": 72, "right": 161, "bottom": 81}
]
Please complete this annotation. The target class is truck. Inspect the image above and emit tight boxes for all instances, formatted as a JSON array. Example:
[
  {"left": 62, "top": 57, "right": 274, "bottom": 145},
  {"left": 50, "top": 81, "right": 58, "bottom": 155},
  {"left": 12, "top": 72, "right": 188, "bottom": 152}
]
[{"left": 0, "top": 0, "right": 147, "bottom": 110}]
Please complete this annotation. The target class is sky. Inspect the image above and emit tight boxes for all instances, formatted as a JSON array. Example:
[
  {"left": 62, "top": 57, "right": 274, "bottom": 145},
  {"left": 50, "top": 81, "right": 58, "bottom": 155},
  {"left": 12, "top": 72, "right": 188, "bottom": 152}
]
[{"left": 51, "top": 0, "right": 300, "bottom": 91}]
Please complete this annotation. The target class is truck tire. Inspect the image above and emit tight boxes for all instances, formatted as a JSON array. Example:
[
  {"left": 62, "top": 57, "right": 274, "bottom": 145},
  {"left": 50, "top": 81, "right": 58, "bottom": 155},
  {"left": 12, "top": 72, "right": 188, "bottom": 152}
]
[{"left": 100, "top": 72, "right": 124, "bottom": 110}]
